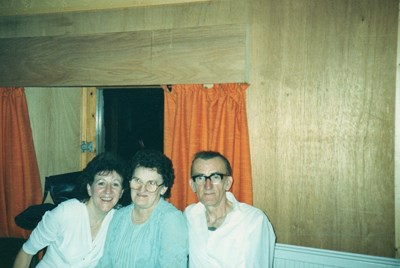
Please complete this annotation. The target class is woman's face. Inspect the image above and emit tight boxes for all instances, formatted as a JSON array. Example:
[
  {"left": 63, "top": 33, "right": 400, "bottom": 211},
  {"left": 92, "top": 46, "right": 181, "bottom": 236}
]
[
  {"left": 130, "top": 166, "right": 167, "bottom": 210},
  {"left": 87, "top": 170, "right": 123, "bottom": 213}
]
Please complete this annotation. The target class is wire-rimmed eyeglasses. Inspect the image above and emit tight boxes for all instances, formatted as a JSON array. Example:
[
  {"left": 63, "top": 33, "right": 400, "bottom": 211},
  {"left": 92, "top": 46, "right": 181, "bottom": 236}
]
[
  {"left": 130, "top": 177, "right": 164, "bottom": 193},
  {"left": 191, "top": 173, "right": 228, "bottom": 185}
]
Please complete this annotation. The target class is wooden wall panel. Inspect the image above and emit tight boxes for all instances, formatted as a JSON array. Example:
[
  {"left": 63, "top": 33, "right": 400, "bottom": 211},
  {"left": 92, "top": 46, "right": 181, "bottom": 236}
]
[
  {"left": 395, "top": 0, "right": 400, "bottom": 258},
  {"left": 0, "top": 24, "right": 248, "bottom": 86},
  {"left": 25, "top": 87, "right": 82, "bottom": 202},
  {"left": 0, "top": 0, "right": 210, "bottom": 16},
  {"left": 248, "top": 0, "right": 397, "bottom": 257},
  {"left": 0, "top": 1, "right": 247, "bottom": 38}
]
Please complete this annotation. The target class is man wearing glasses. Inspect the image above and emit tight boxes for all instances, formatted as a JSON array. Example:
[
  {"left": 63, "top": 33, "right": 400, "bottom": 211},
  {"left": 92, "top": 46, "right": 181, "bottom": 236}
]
[{"left": 184, "top": 151, "right": 276, "bottom": 268}]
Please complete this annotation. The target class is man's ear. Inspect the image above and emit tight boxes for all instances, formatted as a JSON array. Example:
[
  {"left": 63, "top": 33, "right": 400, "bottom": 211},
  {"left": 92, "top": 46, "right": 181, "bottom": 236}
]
[
  {"left": 224, "top": 176, "right": 233, "bottom": 191},
  {"left": 189, "top": 179, "right": 196, "bottom": 193}
]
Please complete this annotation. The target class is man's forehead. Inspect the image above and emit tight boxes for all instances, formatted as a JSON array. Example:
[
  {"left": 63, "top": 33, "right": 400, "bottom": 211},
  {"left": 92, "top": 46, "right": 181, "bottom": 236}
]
[{"left": 193, "top": 157, "right": 225, "bottom": 170}]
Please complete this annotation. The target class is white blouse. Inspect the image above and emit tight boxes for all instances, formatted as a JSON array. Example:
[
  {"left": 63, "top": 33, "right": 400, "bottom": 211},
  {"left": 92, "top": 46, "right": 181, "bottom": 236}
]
[{"left": 23, "top": 199, "right": 114, "bottom": 268}]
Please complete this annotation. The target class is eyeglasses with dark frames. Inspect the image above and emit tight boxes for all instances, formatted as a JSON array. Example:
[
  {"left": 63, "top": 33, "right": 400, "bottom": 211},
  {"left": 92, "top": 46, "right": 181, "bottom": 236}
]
[{"left": 191, "top": 173, "right": 228, "bottom": 185}]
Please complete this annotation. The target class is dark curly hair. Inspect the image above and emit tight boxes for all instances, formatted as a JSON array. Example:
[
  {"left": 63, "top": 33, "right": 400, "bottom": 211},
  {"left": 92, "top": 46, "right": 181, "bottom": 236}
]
[
  {"left": 129, "top": 149, "right": 174, "bottom": 198},
  {"left": 76, "top": 152, "right": 129, "bottom": 202}
]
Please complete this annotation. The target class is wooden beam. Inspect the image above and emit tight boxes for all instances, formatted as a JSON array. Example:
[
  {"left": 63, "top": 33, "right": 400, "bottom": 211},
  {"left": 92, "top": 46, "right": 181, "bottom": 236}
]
[
  {"left": 0, "top": 24, "right": 248, "bottom": 86},
  {"left": 395, "top": 0, "right": 400, "bottom": 257},
  {"left": 0, "top": 0, "right": 211, "bottom": 16},
  {"left": 80, "top": 87, "right": 97, "bottom": 169}
]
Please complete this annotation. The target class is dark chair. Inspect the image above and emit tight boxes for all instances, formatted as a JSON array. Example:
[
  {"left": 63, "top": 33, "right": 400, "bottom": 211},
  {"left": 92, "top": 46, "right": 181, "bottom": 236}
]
[
  {"left": 15, "top": 171, "right": 82, "bottom": 231},
  {"left": 0, "top": 237, "right": 39, "bottom": 268},
  {"left": 43, "top": 171, "right": 82, "bottom": 205}
]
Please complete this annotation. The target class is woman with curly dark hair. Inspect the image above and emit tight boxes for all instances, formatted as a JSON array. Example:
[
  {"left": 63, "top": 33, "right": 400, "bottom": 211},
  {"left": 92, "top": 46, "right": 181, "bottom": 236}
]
[
  {"left": 98, "top": 149, "right": 188, "bottom": 267},
  {"left": 14, "top": 152, "right": 127, "bottom": 268}
]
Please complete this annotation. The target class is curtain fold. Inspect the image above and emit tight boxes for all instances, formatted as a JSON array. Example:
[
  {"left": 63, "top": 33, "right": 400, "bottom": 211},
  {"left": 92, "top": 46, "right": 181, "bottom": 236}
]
[
  {"left": 0, "top": 87, "right": 42, "bottom": 238},
  {"left": 164, "top": 83, "right": 253, "bottom": 210}
]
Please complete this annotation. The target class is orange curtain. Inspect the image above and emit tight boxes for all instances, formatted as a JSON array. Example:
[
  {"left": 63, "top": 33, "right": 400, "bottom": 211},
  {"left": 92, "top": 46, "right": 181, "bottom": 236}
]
[
  {"left": 163, "top": 83, "right": 253, "bottom": 211},
  {"left": 0, "top": 87, "right": 42, "bottom": 238}
]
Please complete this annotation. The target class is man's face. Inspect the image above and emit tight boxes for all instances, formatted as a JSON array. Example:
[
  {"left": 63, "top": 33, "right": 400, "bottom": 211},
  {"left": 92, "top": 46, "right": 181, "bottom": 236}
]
[{"left": 190, "top": 157, "right": 232, "bottom": 208}]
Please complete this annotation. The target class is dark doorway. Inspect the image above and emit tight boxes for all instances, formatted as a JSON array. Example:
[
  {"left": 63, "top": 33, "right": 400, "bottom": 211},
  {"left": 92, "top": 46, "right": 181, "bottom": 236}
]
[
  {"left": 102, "top": 87, "right": 164, "bottom": 162},
  {"left": 101, "top": 87, "right": 164, "bottom": 206}
]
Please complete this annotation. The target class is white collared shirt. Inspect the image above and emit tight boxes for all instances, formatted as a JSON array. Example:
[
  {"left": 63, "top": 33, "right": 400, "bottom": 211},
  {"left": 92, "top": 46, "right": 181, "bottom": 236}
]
[{"left": 184, "top": 192, "right": 276, "bottom": 268}]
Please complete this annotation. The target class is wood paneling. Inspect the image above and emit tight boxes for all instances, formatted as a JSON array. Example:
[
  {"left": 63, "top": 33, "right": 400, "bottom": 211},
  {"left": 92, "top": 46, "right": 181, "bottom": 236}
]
[
  {"left": 395, "top": 2, "right": 400, "bottom": 258},
  {"left": 0, "top": 24, "right": 248, "bottom": 86},
  {"left": 0, "top": 1, "right": 247, "bottom": 38},
  {"left": 248, "top": 0, "right": 397, "bottom": 257},
  {"left": 0, "top": 0, "right": 210, "bottom": 16}
]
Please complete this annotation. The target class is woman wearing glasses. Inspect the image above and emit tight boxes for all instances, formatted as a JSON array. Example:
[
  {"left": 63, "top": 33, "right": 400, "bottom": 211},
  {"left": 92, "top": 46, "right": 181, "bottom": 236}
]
[{"left": 97, "top": 149, "right": 188, "bottom": 267}]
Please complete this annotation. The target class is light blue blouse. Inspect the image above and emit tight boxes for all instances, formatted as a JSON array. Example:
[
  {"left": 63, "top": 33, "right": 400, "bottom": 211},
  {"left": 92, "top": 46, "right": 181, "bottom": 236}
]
[{"left": 97, "top": 198, "right": 188, "bottom": 268}]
